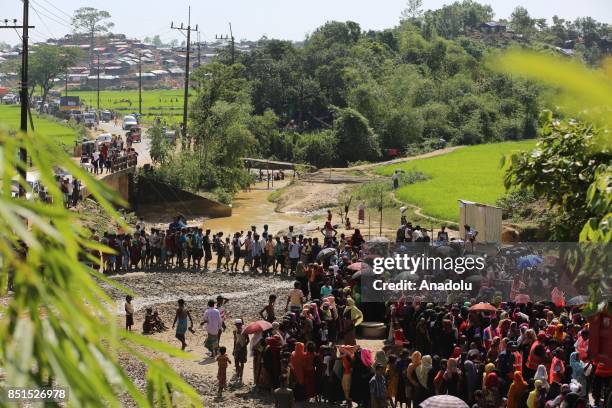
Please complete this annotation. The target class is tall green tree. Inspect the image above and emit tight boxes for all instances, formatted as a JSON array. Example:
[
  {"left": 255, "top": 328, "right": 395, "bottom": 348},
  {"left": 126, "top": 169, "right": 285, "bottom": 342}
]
[
  {"left": 332, "top": 106, "right": 380, "bottom": 164},
  {"left": 509, "top": 6, "right": 534, "bottom": 36},
  {"left": 71, "top": 7, "right": 114, "bottom": 65},
  {"left": 29, "top": 45, "right": 81, "bottom": 112},
  {"left": 401, "top": 0, "right": 423, "bottom": 20}
]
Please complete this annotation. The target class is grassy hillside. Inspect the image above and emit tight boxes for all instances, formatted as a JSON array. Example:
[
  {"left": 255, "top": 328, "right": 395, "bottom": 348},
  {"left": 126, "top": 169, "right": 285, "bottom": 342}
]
[
  {"left": 375, "top": 140, "right": 536, "bottom": 222},
  {"left": 0, "top": 105, "right": 79, "bottom": 151}
]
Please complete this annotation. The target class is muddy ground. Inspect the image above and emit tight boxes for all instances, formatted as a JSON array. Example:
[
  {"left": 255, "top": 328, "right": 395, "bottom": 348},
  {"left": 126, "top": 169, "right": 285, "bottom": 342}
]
[{"left": 102, "top": 270, "right": 381, "bottom": 407}]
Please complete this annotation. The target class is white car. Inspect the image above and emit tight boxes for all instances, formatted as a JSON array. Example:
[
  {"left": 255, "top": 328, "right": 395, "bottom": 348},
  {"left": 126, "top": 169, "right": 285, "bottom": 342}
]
[
  {"left": 122, "top": 115, "right": 138, "bottom": 130},
  {"left": 10, "top": 178, "right": 42, "bottom": 200},
  {"left": 95, "top": 133, "right": 113, "bottom": 145},
  {"left": 2, "top": 94, "right": 18, "bottom": 104}
]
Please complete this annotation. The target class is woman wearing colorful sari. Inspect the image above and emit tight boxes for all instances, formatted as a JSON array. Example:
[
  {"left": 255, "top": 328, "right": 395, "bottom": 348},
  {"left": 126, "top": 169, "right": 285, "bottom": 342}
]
[{"left": 507, "top": 371, "right": 528, "bottom": 408}]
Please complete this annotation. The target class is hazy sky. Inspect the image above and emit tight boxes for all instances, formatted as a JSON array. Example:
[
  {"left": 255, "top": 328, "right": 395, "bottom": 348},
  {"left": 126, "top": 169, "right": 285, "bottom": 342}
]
[{"left": 1, "top": 0, "right": 610, "bottom": 46}]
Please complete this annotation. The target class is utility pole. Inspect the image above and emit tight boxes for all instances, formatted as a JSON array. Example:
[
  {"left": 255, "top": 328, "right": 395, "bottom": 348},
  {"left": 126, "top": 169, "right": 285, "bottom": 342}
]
[
  {"left": 1, "top": 9, "right": 35, "bottom": 194},
  {"left": 171, "top": 7, "right": 198, "bottom": 139},
  {"left": 215, "top": 22, "right": 235, "bottom": 65},
  {"left": 196, "top": 31, "right": 201, "bottom": 66},
  {"left": 65, "top": 69, "right": 68, "bottom": 97},
  {"left": 96, "top": 52, "right": 100, "bottom": 111},
  {"left": 138, "top": 52, "right": 142, "bottom": 115}
]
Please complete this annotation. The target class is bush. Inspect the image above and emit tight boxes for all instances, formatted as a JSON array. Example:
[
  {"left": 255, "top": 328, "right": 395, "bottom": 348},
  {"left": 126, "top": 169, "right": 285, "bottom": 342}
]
[
  {"left": 293, "top": 131, "right": 337, "bottom": 168},
  {"left": 213, "top": 188, "right": 233, "bottom": 204}
]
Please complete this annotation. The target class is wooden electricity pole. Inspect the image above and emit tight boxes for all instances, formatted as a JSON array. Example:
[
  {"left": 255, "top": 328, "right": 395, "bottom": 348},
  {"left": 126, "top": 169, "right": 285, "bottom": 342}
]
[
  {"left": 171, "top": 7, "right": 198, "bottom": 139},
  {"left": 1, "top": 6, "right": 35, "bottom": 194}
]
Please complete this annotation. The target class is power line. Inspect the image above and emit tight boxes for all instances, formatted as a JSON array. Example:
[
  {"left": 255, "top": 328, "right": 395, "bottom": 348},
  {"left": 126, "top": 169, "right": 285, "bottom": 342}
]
[
  {"left": 38, "top": 0, "right": 72, "bottom": 20},
  {"left": 30, "top": 0, "right": 72, "bottom": 28},
  {"left": 30, "top": 4, "right": 56, "bottom": 39}
]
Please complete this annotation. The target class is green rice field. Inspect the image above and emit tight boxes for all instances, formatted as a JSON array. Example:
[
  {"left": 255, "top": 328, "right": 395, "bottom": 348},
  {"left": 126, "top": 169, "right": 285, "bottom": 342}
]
[
  {"left": 67, "top": 89, "right": 185, "bottom": 125},
  {"left": 0, "top": 105, "right": 79, "bottom": 151},
  {"left": 375, "top": 140, "right": 536, "bottom": 222}
]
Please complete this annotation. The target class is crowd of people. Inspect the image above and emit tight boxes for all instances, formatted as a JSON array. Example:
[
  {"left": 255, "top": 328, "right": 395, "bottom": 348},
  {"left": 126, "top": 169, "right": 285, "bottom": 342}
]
[
  {"left": 80, "top": 134, "right": 139, "bottom": 175},
  {"left": 96, "top": 214, "right": 368, "bottom": 275},
  {"left": 114, "top": 214, "right": 609, "bottom": 408}
]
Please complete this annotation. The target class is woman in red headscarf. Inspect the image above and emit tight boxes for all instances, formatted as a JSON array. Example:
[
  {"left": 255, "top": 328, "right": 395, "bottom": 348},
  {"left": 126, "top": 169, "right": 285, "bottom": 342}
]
[{"left": 291, "top": 342, "right": 307, "bottom": 401}]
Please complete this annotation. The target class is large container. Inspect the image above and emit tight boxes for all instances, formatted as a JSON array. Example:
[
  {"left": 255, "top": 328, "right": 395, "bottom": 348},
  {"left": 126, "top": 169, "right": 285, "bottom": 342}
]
[{"left": 360, "top": 321, "right": 387, "bottom": 339}]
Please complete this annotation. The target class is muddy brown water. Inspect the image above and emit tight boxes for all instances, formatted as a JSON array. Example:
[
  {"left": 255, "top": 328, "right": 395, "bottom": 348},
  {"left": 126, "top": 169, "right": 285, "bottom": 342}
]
[{"left": 201, "top": 181, "right": 305, "bottom": 234}]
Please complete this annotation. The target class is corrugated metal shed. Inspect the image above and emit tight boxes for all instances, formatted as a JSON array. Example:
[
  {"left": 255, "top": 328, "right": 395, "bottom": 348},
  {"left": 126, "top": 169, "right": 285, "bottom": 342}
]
[{"left": 458, "top": 200, "right": 502, "bottom": 243}]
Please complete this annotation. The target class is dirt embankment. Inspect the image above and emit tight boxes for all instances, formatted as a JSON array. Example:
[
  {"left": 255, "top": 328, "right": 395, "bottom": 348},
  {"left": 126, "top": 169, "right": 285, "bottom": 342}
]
[{"left": 272, "top": 181, "right": 348, "bottom": 214}]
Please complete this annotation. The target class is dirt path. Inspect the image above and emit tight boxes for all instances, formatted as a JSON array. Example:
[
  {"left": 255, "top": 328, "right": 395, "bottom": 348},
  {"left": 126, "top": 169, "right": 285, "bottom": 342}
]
[{"left": 322, "top": 146, "right": 462, "bottom": 172}]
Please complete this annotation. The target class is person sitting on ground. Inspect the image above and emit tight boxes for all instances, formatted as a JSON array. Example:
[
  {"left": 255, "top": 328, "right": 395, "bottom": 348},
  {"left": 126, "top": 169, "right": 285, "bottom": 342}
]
[
  {"left": 152, "top": 310, "right": 167, "bottom": 332},
  {"left": 143, "top": 307, "right": 155, "bottom": 334}
]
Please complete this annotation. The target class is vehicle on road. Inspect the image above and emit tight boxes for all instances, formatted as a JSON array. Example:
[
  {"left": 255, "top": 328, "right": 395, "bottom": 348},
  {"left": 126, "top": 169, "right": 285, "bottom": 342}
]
[
  {"left": 95, "top": 133, "right": 113, "bottom": 146},
  {"left": 67, "top": 109, "right": 83, "bottom": 123},
  {"left": 126, "top": 126, "right": 141, "bottom": 143},
  {"left": 10, "top": 178, "right": 42, "bottom": 200},
  {"left": 83, "top": 111, "right": 97, "bottom": 128},
  {"left": 81, "top": 139, "right": 97, "bottom": 156},
  {"left": 100, "top": 110, "right": 112, "bottom": 122},
  {"left": 122, "top": 115, "right": 138, "bottom": 130},
  {"left": 2, "top": 94, "right": 18, "bottom": 104}
]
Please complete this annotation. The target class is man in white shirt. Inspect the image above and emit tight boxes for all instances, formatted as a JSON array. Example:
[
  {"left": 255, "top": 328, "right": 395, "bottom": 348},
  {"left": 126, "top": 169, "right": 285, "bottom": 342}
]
[
  {"left": 288, "top": 237, "right": 301, "bottom": 274},
  {"left": 201, "top": 299, "right": 223, "bottom": 357}
]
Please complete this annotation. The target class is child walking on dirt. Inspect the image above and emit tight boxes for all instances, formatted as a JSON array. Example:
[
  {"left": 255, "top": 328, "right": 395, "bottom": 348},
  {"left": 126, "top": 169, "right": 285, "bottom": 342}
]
[
  {"left": 216, "top": 346, "right": 231, "bottom": 397},
  {"left": 172, "top": 299, "right": 193, "bottom": 350}
]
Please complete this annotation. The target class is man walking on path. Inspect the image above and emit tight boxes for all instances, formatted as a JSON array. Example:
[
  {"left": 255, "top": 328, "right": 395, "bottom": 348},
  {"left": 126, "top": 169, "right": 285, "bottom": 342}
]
[{"left": 201, "top": 299, "right": 223, "bottom": 358}]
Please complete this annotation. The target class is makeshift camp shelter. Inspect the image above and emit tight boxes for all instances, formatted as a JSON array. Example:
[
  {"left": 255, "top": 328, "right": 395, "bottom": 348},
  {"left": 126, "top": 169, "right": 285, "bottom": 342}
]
[{"left": 458, "top": 200, "right": 502, "bottom": 243}]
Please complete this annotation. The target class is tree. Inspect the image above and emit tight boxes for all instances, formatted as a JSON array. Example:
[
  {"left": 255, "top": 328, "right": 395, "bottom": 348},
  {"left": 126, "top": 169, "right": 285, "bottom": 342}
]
[
  {"left": 30, "top": 45, "right": 81, "bottom": 112},
  {"left": 152, "top": 35, "right": 164, "bottom": 48},
  {"left": 510, "top": 6, "right": 534, "bottom": 36},
  {"left": 504, "top": 111, "right": 610, "bottom": 241},
  {"left": 401, "top": 0, "right": 423, "bottom": 20},
  {"left": 148, "top": 125, "right": 171, "bottom": 164},
  {"left": 294, "top": 131, "right": 337, "bottom": 168},
  {"left": 332, "top": 106, "right": 380, "bottom": 165},
  {"left": 71, "top": 7, "right": 114, "bottom": 65}
]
